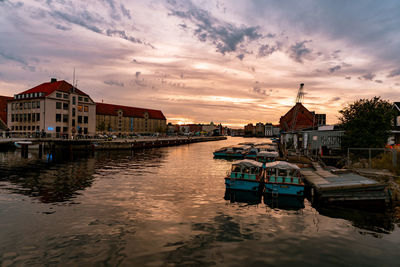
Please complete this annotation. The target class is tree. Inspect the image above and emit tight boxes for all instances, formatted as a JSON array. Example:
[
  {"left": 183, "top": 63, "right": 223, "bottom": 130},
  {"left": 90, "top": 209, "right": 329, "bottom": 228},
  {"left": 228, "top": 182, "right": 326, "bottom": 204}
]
[{"left": 339, "top": 97, "right": 395, "bottom": 148}]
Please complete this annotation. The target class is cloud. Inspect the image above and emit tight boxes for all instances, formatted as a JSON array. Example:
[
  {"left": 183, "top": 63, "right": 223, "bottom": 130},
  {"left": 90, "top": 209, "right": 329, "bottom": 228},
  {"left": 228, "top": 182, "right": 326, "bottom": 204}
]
[
  {"left": 55, "top": 24, "right": 71, "bottom": 31},
  {"left": 168, "top": 1, "right": 263, "bottom": 56},
  {"left": 288, "top": 40, "right": 312, "bottom": 63},
  {"left": 328, "top": 65, "right": 341, "bottom": 73},
  {"left": 51, "top": 11, "right": 103, "bottom": 33},
  {"left": 135, "top": 71, "right": 141, "bottom": 79},
  {"left": 375, "top": 80, "right": 383, "bottom": 84},
  {"left": 387, "top": 68, "right": 400, "bottom": 78},
  {"left": 252, "top": 81, "right": 267, "bottom": 95},
  {"left": 106, "top": 29, "right": 142, "bottom": 44},
  {"left": 104, "top": 80, "right": 124, "bottom": 87},
  {"left": 330, "top": 97, "right": 341, "bottom": 102},
  {"left": 360, "top": 73, "right": 376, "bottom": 81},
  {"left": 345, "top": 76, "right": 351, "bottom": 80},
  {"left": 257, "top": 44, "right": 278, "bottom": 58}
]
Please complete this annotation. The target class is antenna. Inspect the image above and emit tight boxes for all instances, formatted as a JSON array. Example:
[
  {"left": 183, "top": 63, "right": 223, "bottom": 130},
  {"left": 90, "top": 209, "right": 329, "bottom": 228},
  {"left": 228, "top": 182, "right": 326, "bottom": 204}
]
[{"left": 73, "top": 67, "right": 75, "bottom": 88}]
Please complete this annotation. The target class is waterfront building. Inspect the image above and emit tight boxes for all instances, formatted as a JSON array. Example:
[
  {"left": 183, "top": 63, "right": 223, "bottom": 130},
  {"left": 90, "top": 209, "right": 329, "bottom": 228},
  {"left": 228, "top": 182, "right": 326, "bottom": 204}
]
[
  {"left": 202, "top": 122, "right": 218, "bottom": 135},
  {"left": 0, "top": 95, "right": 12, "bottom": 130},
  {"left": 7, "top": 79, "right": 96, "bottom": 137},
  {"left": 255, "top": 122, "right": 265, "bottom": 137},
  {"left": 279, "top": 103, "right": 325, "bottom": 132},
  {"left": 95, "top": 102, "right": 166, "bottom": 135},
  {"left": 244, "top": 123, "right": 255, "bottom": 136}
]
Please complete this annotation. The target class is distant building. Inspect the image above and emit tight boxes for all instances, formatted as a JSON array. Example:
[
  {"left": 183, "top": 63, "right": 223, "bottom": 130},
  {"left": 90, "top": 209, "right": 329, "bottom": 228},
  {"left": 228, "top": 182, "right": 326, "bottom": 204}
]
[
  {"left": 7, "top": 79, "right": 96, "bottom": 137},
  {"left": 0, "top": 95, "right": 12, "bottom": 130},
  {"left": 96, "top": 102, "right": 166, "bottom": 135},
  {"left": 279, "top": 103, "right": 318, "bottom": 132},
  {"left": 244, "top": 123, "right": 255, "bottom": 136},
  {"left": 255, "top": 122, "right": 265, "bottom": 137},
  {"left": 202, "top": 122, "right": 218, "bottom": 135}
]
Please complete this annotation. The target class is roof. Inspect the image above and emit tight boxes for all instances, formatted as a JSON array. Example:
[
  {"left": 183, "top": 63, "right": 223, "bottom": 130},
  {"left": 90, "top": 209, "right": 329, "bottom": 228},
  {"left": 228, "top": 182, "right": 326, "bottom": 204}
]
[
  {"left": 233, "top": 159, "right": 264, "bottom": 168},
  {"left": 279, "top": 103, "right": 316, "bottom": 131},
  {"left": 96, "top": 102, "right": 166, "bottom": 120},
  {"left": 18, "top": 80, "right": 89, "bottom": 98},
  {"left": 0, "top": 95, "right": 12, "bottom": 126},
  {"left": 264, "top": 161, "right": 300, "bottom": 170}
]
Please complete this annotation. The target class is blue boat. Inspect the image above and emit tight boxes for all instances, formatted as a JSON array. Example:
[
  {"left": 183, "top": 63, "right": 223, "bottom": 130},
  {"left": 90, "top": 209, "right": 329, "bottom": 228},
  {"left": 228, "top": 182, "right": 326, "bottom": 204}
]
[
  {"left": 244, "top": 147, "right": 259, "bottom": 159},
  {"left": 256, "top": 151, "right": 279, "bottom": 163},
  {"left": 213, "top": 145, "right": 250, "bottom": 158},
  {"left": 225, "top": 160, "right": 264, "bottom": 192},
  {"left": 263, "top": 161, "right": 304, "bottom": 196}
]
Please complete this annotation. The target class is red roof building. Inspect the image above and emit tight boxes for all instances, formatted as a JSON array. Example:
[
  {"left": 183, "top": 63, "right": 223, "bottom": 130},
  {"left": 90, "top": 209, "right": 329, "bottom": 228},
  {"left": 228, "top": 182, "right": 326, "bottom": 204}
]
[
  {"left": 279, "top": 103, "right": 317, "bottom": 132},
  {"left": 0, "top": 95, "right": 12, "bottom": 129},
  {"left": 16, "top": 79, "right": 89, "bottom": 99},
  {"left": 96, "top": 102, "right": 166, "bottom": 134}
]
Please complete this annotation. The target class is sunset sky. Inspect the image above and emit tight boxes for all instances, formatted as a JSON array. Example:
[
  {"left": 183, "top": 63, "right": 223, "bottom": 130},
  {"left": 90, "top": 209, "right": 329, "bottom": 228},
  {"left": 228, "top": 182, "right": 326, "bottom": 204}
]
[{"left": 1, "top": 0, "right": 400, "bottom": 127}]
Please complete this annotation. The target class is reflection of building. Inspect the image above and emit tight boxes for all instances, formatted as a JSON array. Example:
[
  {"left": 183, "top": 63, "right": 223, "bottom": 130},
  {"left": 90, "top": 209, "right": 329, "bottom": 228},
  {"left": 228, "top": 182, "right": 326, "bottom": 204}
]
[
  {"left": 7, "top": 79, "right": 96, "bottom": 137},
  {"left": 96, "top": 102, "right": 166, "bottom": 135},
  {"left": 0, "top": 95, "right": 12, "bottom": 130}
]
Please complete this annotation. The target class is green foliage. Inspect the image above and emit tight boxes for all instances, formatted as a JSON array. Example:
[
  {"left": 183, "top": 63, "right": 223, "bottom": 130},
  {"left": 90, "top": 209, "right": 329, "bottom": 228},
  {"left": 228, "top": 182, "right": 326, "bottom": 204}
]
[{"left": 339, "top": 97, "right": 395, "bottom": 148}]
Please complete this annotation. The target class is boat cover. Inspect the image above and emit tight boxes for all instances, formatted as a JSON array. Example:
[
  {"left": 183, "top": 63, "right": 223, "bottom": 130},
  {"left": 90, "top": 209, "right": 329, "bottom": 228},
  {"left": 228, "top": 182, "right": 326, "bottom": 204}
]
[
  {"left": 264, "top": 161, "right": 299, "bottom": 170},
  {"left": 257, "top": 151, "right": 279, "bottom": 157},
  {"left": 233, "top": 159, "right": 264, "bottom": 168}
]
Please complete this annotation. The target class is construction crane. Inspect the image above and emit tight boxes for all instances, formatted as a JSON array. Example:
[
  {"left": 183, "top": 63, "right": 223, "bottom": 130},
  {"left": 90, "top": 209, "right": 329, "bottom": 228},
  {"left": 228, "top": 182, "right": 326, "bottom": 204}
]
[{"left": 290, "top": 83, "right": 304, "bottom": 132}]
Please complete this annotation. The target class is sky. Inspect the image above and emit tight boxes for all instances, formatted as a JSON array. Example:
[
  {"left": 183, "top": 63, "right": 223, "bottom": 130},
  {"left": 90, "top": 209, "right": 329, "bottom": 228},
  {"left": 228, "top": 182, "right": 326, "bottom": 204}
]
[{"left": 0, "top": 0, "right": 400, "bottom": 127}]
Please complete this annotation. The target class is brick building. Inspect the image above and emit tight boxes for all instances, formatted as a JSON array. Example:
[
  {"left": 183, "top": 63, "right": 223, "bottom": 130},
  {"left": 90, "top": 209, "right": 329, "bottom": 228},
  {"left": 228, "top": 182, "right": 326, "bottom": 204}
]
[{"left": 0, "top": 95, "right": 12, "bottom": 130}]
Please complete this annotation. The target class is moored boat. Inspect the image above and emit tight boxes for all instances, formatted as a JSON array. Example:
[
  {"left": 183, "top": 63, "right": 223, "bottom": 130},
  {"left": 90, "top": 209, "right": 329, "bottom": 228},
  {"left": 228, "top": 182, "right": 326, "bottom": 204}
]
[
  {"left": 213, "top": 145, "right": 250, "bottom": 158},
  {"left": 244, "top": 147, "right": 259, "bottom": 159},
  {"left": 256, "top": 151, "right": 279, "bottom": 163},
  {"left": 263, "top": 161, "right": 304, "bottom": 196},
  {"left": 225, "top": 159, "right": 265, "bottom": 192}
]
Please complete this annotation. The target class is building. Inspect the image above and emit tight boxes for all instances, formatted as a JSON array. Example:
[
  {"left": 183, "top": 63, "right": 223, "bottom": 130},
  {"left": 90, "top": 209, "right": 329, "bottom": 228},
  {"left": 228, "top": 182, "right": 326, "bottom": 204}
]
[
  {"left": 312, "top": 113, "right": 327, "bottom": 126},
  {"left": 202, "top": 122, "right": 218, "bottom": 135},
  {"left": 95, "top": 102, "right": 166, "bottom": 135},
  {"left": 393, "top": 102, "right": 400, "bottom": 144},
  {"left": 0, "top": 95, "right": 12, "bottom": 130},
  {"left": 279, "top": 103, "right": 319, "bottom": 132},
  {"left": 255, "top": 122, "right": 265, "bottom": 137},
  {"left": 244, "top": 123, "right": 255, "bottom": 136},
  {"left": 7, "top": 79, "right": 96, "bottom": 137}
]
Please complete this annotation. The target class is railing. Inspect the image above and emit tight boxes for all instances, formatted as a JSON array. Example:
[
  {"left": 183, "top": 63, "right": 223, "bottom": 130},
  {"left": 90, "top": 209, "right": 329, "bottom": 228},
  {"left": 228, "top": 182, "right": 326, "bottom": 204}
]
[{"left": 347, "top": 147, "right": 399, "bottom": 172}]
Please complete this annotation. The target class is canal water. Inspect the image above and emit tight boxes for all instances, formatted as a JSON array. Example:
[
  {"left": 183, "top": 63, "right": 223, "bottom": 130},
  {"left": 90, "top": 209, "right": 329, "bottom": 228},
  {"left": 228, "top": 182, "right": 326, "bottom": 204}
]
[{"left": 0, "top": 137, "right": 399, "bottom": 266}]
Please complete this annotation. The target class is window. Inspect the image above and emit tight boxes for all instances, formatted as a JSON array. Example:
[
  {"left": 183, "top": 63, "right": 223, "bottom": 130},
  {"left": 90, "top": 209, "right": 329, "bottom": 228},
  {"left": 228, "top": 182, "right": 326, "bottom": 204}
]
[
  {"left": 11, "top": 126, "right": 14, "bottom": 131},
  {"left": 37, "top": 101, "right": 40, "bottom": 108},
  {"left": 56, "top": 114, "right": 61, "bottom": 122},
  {"left": 78, "top": 116, "right": 82, "bottom": 123},
  {"left": 24, "top": 102, "right": 28, "bottom": 109},
  {"left": 72, "top": 119, "right": 75, "bottom": 127},
  {"left": 31, "top": 101, "right": 35, "bottom": 108},
  {"left": 28, "top": 113, "right": 31, "bottom": 122},
  {"left": 84, "top": 97, "right": 88, "bottom": 102},
  {"left": 84, "top": 106, "right": 88, "bottom": 112},
  {"left": 63, "top": 94, "right": 68, "bottom": 99},
  {"left": 23, "top": 114, "right": 27, "bottom": 122},
  {"left": 32, "top": 113, "right": 35, "bottom": 122},
  {"left": 56, "top": 127, "right": 61, "bottom": 133},
  {"left": 84, "top": 116, "right": 88, "bottom": 124},
  {"left": 77, "top": 105, "right": 83, "bottom": 112},
  {"left": 11, "top": 114, "right": 14, "bottom": 122},
  {"left": 36, "top": 113, "right": 40, "bottom": 121},
  {"left": 63, "top": 127, "right": 68, "bottom": 133},
  {"left": 72, "top": 108, "right": 76, "bottom": 117},
  {"left": 11, "top": 103, "right": 14, "bottom": 110},
  {"left": 56, "top": 92, "right": 62, "bottom": 98},
  {"left": 78, "top": 96, "right": 83, "bottom": 101},
  {"left": 56, "top": 102, "right": 62, "bottom": 109},
  {"left": 63, "top": 114, "right": 68, "bottom": 123},
  {"left": 72, "top": 96, "right": 76, "bottom": 105},
  {"left": 28, "top": 102, "right": 31, "bottom": 109},
  {"left": 63, "top": 103, "right": 69, "bottom": 110},
  {"left": 28, "top": 126, "right": 31, "bottom": 130},
  {"left": 84, "top": 128, "right": 88, "bottom": 134}
]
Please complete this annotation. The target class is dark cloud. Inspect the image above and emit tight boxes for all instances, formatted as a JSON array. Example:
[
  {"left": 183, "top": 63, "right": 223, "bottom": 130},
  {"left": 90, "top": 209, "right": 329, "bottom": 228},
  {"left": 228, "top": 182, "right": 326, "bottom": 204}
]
[
  {"left": 120, "top": 4, "right": 131, "bottom": 19},
  {"left": 0, "top": 51, "right": 28, "bottom": 65},
  {"left": 168, "top": 0, "right": 263, "bottom": 57},
  {"left": 252, "top": 81, "right": 267, "bottom": 95},
  {"left": 106, "top": 29, "right": 142, "bottom": 44},
  {"left": 55, "top": 24, "right": 71, "bottom": 31},
  {"left": 360, "top": 73, "right": 376, "bottom": 81},
  {"left": 257, "top": 44, "right": 278, "bottom": 58},
  {"left": 135, "top": 71, "right": 141, "bottom": 79},
  {"left": 104, "top": 80, "right": 124, "bottom": 87},
  {"left": 345, "top": 76, "right": 352, "bottom": 80},
  {"left": 51, "top": 11, "right": 103, "bottom": 33},
  {"left": 236, "top": 54, "right": 245, "bottom": 60},
  {"left": 330, "top": 97, "right": 341, "bottom": 102},
  {"left": 328, "top": 65, "right": 341, "bottom": 73},
  {"left": 375, "top": 80, "right": 383, "bottom": 84},
  {"left": 288, "top": 40, "right": 312, "bottom": 63},
  {"left": 387, "top": 68, "right": 400, "bottom": 78}
]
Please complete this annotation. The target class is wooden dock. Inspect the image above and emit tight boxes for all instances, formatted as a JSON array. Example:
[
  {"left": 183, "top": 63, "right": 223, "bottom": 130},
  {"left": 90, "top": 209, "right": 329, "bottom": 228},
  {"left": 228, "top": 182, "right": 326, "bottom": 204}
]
[{"left": 301, "top": 163, "right": 389, "bottom": 206}]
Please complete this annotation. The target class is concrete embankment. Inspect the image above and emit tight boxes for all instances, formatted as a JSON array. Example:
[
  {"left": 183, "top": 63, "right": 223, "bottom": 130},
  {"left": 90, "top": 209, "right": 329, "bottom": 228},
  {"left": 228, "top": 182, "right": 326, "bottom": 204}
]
[{"left": 0, "top": 136, "right": 227, "bottom": 152}]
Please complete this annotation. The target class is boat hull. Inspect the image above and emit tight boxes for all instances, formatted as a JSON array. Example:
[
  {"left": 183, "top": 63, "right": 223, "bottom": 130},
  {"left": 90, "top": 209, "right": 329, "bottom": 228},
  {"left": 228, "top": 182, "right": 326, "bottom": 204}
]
[
  {"left": 265, "top": 183, "right": 304, "bottom": 196},
  {"left": 225, "top": 178, "right": 262, "bottom": 192},
  {"left": 214, "top": 152, "right": 244, "bottom": 158}
]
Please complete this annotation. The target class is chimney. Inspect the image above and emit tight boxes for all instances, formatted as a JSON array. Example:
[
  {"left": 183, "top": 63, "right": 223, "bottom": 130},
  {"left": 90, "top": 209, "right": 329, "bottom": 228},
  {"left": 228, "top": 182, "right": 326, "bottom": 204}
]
[{"left": 50, "top": 78, "right": 57, "bottom": 83}]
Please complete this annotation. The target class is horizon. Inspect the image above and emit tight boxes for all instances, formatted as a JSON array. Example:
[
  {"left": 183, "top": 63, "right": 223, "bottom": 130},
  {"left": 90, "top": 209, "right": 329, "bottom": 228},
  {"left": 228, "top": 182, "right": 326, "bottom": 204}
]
[{"left": 1, "top": 0, "right": 399, "bottom": 127}]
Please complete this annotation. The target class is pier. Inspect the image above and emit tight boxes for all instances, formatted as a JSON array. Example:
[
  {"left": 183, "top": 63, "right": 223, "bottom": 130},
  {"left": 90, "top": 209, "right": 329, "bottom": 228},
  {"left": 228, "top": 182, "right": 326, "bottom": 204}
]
[
  {"left": 300, "top": 163, "right": 389, "bottom": 207},
  {"left": 0, "top": 136, "right": 227, "bottom": 154}
]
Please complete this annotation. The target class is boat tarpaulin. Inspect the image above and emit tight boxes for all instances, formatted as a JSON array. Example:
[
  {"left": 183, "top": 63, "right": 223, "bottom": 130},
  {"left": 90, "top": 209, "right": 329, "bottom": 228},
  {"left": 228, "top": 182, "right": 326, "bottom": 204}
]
[
  {"left": 233, "top": 159, "right": 264, "bottom": 168},
  {"left": 257, "top": 151, "right": 279, "bottom": 157},
  {"left": 264, "top": 161, "right": 299, "bottom": 170}
]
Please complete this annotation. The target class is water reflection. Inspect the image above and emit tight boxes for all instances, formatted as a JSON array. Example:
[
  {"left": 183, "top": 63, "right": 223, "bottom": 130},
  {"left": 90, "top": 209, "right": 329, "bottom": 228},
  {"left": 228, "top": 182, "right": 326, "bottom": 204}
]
[
  {"left": 224, "top": 189, "right": 262, "bottom": 204},
  {"left": 264, "top": 195, "right": 305, "bottom": 211}
]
